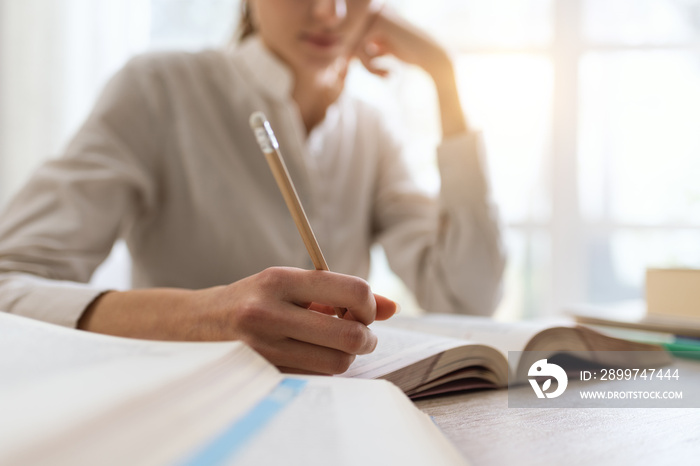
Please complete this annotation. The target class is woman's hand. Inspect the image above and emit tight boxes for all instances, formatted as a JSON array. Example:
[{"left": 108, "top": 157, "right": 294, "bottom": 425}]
[
  {"left": 353, "top": 8, "right": 469, "bottom": 137},
  {"left": 354, "top": 8, "right": 451, "bottom": 81},
  {"left": 79, "top": 267, "right": 398, "bottom": 375}
]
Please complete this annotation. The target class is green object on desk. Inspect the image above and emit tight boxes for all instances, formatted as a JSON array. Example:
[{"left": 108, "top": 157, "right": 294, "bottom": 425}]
[
  {"left": 662, "top": 339, "right": 700, "bottom": 360},
  {"left": 586, "top": 324, "right": 700, "bottom": 360}
]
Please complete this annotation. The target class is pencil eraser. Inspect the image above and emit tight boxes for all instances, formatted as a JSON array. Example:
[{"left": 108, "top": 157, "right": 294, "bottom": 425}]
[
  {"left": 249, "top": 111, "right": 278, "bottom": 154},
  {"left": 249, "top": 111, "right": 267, "bottom": 130}
]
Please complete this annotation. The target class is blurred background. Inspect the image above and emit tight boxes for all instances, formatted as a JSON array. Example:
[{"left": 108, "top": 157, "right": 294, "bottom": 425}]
[{"left": 1, "top": 0, "right": 699, "bottom": 319}]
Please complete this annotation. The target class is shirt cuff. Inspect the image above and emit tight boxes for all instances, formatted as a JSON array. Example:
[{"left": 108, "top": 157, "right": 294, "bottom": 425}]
[
  {"left": 436, "top": 131, "right": 489, "bottom": 209},
  {"left": 0, "top": 273, "right": 108, "bottom": 328}
]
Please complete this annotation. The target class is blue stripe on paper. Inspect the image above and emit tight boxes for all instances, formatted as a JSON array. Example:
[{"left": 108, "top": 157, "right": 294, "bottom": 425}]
[{"left": 178, "top": 377, "right": 307, "bottom": 466}]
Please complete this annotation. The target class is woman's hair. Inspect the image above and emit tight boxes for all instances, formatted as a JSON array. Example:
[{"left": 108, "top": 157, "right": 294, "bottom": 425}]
[{"left": 236, "top": 1, "right": 256, "bottom": 43}]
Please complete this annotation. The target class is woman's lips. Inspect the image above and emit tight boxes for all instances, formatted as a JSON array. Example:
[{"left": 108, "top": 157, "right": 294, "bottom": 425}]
[{"left": 301, "top": 33, "right": 341, "bottom": 48}]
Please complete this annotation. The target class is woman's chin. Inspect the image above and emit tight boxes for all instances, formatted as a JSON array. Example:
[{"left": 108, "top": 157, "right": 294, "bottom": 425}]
[{"left": 297, "top": 42, "right": 346, "bottom": 68}]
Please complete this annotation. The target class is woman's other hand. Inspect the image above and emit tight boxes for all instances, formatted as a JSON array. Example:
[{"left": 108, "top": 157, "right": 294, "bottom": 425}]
[
  {"left": 354, "top": 7, "right": 452, "bottom": 81},
  {"left": 354, "top": 7, "right": 469, "bottom": 137}
]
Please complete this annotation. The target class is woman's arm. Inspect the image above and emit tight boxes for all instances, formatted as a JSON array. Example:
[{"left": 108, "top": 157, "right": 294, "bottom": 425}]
[
  {"left": 79, "top": 267, "right": 397, "bottom": 375},
  {"left": 355, "top": 9, "right": 506, "bottom": 315},
  {"left": 0, "top": 56, "right": 161, "bottom": 327}
]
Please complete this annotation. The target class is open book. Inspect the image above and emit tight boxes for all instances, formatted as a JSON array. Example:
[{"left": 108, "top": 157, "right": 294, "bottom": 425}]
[
  {"left": 0, "top": 313, "right": 467, "bottom": 466},
  {"left": 342, "top": 315, "right": 672, "bottom": 398}
]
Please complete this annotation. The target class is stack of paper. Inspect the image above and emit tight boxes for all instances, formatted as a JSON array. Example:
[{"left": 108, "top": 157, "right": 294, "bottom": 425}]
[{"left": 0, "top": 313, "right": 467, "bottom": 466}]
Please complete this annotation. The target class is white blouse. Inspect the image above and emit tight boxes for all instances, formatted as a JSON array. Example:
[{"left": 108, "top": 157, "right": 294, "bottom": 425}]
[{"left": 0, "top": 37, "right": 506, "bottom": 327}]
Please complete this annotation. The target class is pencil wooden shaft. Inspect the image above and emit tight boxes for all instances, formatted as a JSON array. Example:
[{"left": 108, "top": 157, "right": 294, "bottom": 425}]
[
  {"left": 263, "top": 149, "right": 329, "bottom": 271},
  {"left": 264, "top": 150, "right": 348, "bottom": 319},
  {"left": 250, "top": 112, "right": 347, "bottom": 319}
]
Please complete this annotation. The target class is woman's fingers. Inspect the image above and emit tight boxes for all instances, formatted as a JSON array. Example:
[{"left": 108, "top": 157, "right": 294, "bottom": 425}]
[
  {"left": 264, "top": 268, "right": 378, "bottom": 325},
  {"left": 307, "top": 293, "right": 397, "bottom": 321},
  {"left": 354, "top": 42, "right": 390, "bottom": 77},
  {"left": 254, "top": 337, "right": 358, "bottom": 375},
  {"left": 306, "top": 302, "right": 339, "bottom": 315},
  {"left": 374, "top": 293, "right": 399, "bottom": 320},
  {"left": 261, "top": 301, "right": 378, "bottom": 355},
  {"left": 354, "top": 8, "right": 451, "bottom": 78}
]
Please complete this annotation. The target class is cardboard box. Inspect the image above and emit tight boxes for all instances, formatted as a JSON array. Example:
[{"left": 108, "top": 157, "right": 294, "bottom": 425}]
[{"left": 646, "top": 268, "right": 700, "bottom": 319}]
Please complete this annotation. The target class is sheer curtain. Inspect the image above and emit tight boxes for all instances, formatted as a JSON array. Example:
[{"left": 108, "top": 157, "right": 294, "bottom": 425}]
[
  {"left": 0, "top": 0, "right": 150, "bottom": 203},
  {"left": 0, "top": 0, "right": 150, "bottom": 289}
]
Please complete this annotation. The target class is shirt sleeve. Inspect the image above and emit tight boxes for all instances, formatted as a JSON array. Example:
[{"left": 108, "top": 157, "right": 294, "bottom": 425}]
[
  {"left": 0, "top": 56, "right": 161, "bottom": 327},
  {"left": 372, "top": 125, "right": 506, "bottom": 316}
]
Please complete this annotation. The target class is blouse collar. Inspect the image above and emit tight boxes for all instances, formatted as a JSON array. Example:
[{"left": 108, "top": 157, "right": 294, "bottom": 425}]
[{"left": 230, "top": 35, "right": 294, "bottom": 102}]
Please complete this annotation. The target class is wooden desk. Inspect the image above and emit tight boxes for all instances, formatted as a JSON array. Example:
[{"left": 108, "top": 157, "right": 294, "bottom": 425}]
[{"left": 415, "top": 358, "right": 700, "bottom": 465}]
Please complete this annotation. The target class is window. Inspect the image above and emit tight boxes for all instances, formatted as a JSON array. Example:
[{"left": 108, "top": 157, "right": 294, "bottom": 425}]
[
  {"left": 3, "top": 0, "right": 698, "bottom": 316},
  {"left": 369, "top": 0, "right": 700, "bottom": 317},
  {"left": 578, "top": 0, "right": 700, "bottom": 310}
]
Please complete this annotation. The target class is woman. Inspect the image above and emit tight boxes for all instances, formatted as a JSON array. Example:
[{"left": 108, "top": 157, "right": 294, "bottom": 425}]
[{"left": 0, "top": 0, "right": 505, "bottom": 374}]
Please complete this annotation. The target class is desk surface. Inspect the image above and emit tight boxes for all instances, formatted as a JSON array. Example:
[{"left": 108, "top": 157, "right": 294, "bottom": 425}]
[{"left": 415, "top": 358, "right": 700, "bottom": 466}]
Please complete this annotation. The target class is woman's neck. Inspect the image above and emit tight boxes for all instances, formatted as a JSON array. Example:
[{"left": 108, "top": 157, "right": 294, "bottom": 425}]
[{"left": 291, "top": 59, "right": 347, "bottom": 135}]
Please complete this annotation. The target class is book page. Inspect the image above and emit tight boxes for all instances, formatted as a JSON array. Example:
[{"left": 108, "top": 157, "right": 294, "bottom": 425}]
[
  {"left": 233, "top": 376, "right": 469, "bottom": 466},
  {"left": 0, "top": 313, "right": 280, "bottom": 465},
  {"left": 340, "top": 324, "right": 469, "bottom": 379},
  {"left": 381, "top": 314, "right": 565, "bottom": 356}
]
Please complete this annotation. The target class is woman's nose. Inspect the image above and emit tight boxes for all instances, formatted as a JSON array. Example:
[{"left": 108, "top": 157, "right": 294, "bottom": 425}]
[{"left": 311, "top": 0, "right": 347, "bottom": 25}]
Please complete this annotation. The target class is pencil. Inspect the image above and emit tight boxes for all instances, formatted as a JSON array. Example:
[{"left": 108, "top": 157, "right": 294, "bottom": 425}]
[{"left": 249, "top": 111, "right": 347, "bottom": 319}]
